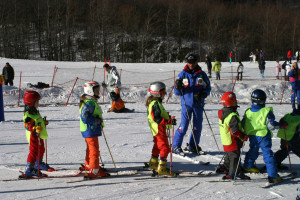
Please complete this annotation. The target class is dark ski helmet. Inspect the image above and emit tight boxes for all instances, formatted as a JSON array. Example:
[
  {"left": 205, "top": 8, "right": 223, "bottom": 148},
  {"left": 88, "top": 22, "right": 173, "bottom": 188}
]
[
  {"left": 251, "top": 89, "right": 267, "bottom": 105},
  {"left": 148, "top": 81, "right": 166, "bottom": 98},
  {"left": 221, "top": 92, "right": 238, "bottom": 107},
  {"left": 186, "top": 53, "right": 198, "bottom": 64},
  {"left": 23, "top": 90, "right": 41, "bottom": 107}
]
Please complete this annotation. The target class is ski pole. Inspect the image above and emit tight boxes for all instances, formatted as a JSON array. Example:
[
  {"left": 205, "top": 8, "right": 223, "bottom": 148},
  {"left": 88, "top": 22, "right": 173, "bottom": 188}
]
[
  {"left": 215, "top": 153, "right": 226, "bottom": 172},
  {"left": 233, "top": 141, "right": 246, "bottom": 183},
  {"left": 37, "top": 122, "right": 41, "bottom": 181},
  {"left": 170, "top": 116, "right": 175, "bottom": 174},
  {"left": 283, "top": 128, "right": 294, "bottom": 176},
  {"left": 198, "top": 101, "right": 221, "bottom": 154},
  {"left": 232, "top": 76, "right": 237, "bottom": 92},
  {"left": 102, "top": 128, "right": 118, "bottom": 173},
  {"left": 99, "top": 148, "right": 104, "bottom": 168},
  {"left": 43, "top": 117, "right": 47, "bottom": 165},
  {"left": 180, "top": 89, "right": 200, "bottom": 155}
]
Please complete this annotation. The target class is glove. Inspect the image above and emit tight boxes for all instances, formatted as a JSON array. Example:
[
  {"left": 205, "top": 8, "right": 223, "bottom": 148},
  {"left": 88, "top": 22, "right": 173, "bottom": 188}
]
[
  {"left": 102, "top": 82, "right": 107, "bottom": 88},
  {"left": 194, "top": 92, "right": 207, "bottom": 101},
  {"left": 235, "top": 131, "right": 247, "bottom": 141},
  {"left": 96, "top": 118, "right": 103, "bottom": 126},
  {"left": 243, "top": 134, "right": 249, "bottom": 141},
  {"left": 44, "top": 120, "right": 49, "bottom": 126},
  {"left": 34, "top": 126, "right": 43, "bottom": 134},
  {"left": 279, "top": 118, "right": 288, "bottom": 129},
  {"left": 167, "top": 118, "right": 176, "bottom": 125},
  {"left": 175, "top": 79, "right": 183, "bottom": 90}
]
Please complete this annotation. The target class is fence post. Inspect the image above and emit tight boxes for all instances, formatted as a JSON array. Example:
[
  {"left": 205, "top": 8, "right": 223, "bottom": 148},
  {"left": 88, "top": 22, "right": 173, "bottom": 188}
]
[
  {"left": 51, "top": 65, "right": 58, "bottom": 87},
  {"left": 18, "top": 72, "right": 22, "bottom": 107},
  {"left": 0, "top": 75, "right": 4, "bottom": 121},
  {"left": 65, "top": 77, "right": 78, "bottom": 106},
  {"left": 92, "top": 64, "right": 96, "bottom": 81}
]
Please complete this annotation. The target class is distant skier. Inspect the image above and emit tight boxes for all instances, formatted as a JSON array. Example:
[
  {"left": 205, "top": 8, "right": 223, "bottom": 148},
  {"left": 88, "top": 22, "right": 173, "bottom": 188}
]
[
  {"left": 229, "top": 51, "right": 233, "bottom": 64},
  {"left": 259, "top": 50, "right": 265, "bottom": 60},
  {"left": 146, "top": 81, "right": 176, "bottom": 176},
  {"left": 172, "top": 53, "right": 211, "bottom": 156},
  {"left": 287, "top": 49, "right": 293, "bottom": 64},
  {"left": 275, "top": 60, "right": 281, "bottom": 80},
  {"left": 242, "top": 89, "right": 282, "bottom": 184},
  {"left": 237, "top": 61, "right": 244, "bottom": 81},
  {"left": 274, "top": 105, "right": 300, "bottom": 170},
  {"left": 23, "top": 91, "right": 54, "bottom": 178},
  {"left": 288, "top": 62, "right": 300, "bottom": 110},
  {"left": 79, "top": 81, "right": 108, "bottom": 178},
  {"left": 108, "top": 85, "right": 132, "bottom": 113},
  {"left": 258, "top": 58, "right": 266, "bottom": 78},
  {"left": 205, "top": 54, "right": 212, "bottom": 78},
  {"left": 212, "top": 58, "right": 222, "bottom": 80},
  {"left": 217, "top": 92, "right": 250, "bottom": 180}
]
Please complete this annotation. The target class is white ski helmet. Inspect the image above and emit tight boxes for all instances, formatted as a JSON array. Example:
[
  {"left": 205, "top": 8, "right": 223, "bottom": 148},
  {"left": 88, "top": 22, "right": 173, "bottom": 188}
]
[
  {"left": 148, "top": 81, "right": 166, "bottom": 97},
  {"left": 84, "top": 81, "right": 100, "bottom": 96}
]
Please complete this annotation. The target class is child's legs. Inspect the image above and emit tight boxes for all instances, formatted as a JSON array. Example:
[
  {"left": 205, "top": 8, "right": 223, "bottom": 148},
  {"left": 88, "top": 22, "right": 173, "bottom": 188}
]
[
  {"left": 156, "top": 132, "right": 170, "bottom": 159},
  {"left": 228, "top": 150, "right": 241, "bottom": 175},
  {"left": 85, "top": 137, "right": 100, "bottom": 169},
  {"left": 259, "top": 133, "right": 278, "bottom": 178},
  {"left": 274, "top": 139, "right": 288, "bottom": 165},
  {"left": 38, "top": 139, "right": 45, "bottom": 159},
  {"left": 296, "top": 89, "right": 300, "bottom": 104},
  {"left": 85, "top": 139, "right": 90, "bottom": 166},
  {"left": 291, "top": 89, "right": 296, "bottom": 106},
  {"left": 152, "top": 136, "right": 160, "bottom": 157},
  {"left": 244, "top": 135, "right": 259, "bottom": 169},
  {"left": 223, "top": 152, "right": 230, "bottom": 170},
  {"left": 27, "top": 133, "right": 39, "bottom": 163},
  {"left": 290, "top": 134, "right": 300, "bottom": 158}
]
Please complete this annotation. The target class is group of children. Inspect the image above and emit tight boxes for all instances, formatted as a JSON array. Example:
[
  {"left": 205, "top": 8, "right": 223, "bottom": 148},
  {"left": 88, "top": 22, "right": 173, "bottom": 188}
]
[
  {"left": 218, "top": 89, "right": 300, "bottom": 183},
  {"left": 22, "top": 78, "right": 300, "bottom": 182}
]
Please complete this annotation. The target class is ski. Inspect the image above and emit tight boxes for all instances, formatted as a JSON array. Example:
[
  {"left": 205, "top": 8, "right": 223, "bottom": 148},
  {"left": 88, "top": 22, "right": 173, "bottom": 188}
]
[
  {"left": 79, "top": 162, "right": 151, "bottom": 173},
  {"left": 261, "top": 176, "right": 295, "bottom": 188},
  {"left": 2, "top": 170, "right": 84, "bottom": 181},
  {"left": 172, "top": 153, "right": 210, "bottom": 165},
  {"left": 67, "top": 170, "right": 139, "bottom": 183},
  {"left": 134, "top": 170, "right": 213, "bottom": 180}
]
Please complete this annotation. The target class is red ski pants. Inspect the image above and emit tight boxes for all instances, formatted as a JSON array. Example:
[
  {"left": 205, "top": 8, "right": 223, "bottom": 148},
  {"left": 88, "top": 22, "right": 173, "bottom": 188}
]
[
  {"left": 152, "top": 131, "right": 170, "bottom": 159},
  {"left": 85, "top": 137, "right": 100, "bottom": 170},
  {"left": 27, "top": 133, "right": 45, "bottom": 163}
]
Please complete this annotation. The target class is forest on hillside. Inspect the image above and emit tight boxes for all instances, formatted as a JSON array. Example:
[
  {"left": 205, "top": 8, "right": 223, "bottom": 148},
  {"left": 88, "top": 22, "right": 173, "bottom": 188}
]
[{"left": 0, "top": 0, "right": 300, "bottom": 62}]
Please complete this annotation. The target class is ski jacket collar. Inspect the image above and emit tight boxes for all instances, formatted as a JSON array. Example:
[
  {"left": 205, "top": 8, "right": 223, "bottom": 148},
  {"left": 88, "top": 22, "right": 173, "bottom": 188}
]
[
  {"left": 219, "top": 107, "right": 238, "bottom": 120},
  {"left": 184, "top": 64, "right": 202, "bottom": 74},
  {"left": 250, "top": 104, "right": 265, "bottom": 112}
]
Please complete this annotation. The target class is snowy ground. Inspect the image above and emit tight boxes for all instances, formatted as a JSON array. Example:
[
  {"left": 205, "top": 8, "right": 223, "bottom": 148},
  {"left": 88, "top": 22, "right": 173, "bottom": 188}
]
[{"left": 0, "top": 58, "right": 299, "bottom": 200}]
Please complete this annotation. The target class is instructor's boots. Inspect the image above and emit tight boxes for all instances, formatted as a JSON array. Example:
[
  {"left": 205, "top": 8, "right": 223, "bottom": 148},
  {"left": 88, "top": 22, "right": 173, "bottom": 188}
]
[
  {"left": 34, "top": 158, "right": 55, "bottom": 172},
  {"left": 189, "top": 145, "right": 206, "bottom": 155},
  {"left": 25, "top": 162, "right": 44, "bottom": 177},
  {"left": 268, "top": 175, "right": 282, "bottom": 183},
  {"left": 149, "top": 156, "right": 158, "bottom": 170},
  {"left": 157, "top": 160, "right": 176, "bottom": 176}
]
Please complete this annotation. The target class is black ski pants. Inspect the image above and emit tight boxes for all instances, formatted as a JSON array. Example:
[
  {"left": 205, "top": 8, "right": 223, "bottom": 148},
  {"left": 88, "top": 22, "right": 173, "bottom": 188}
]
[
  {"left": 224, "top": 150, "right": 241, "bottom": 175},
  {"left": 274, "top": 134, "right": 300, "bottom": 165}
]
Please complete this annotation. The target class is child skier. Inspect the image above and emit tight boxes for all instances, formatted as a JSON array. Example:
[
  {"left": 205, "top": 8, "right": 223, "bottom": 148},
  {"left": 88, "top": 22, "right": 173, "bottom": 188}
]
[
  {"left": 79, "top": 81, "right": 108, "bottom": 178},
  {"left": 108, "top": 85, "right": 129, "bottom": 113},
  {"left": 146, "top": 81, "right": 176, "bottom": 176},
  {"left": 274, "top": 104, "right": 300, "bottom": 170},
  {"left": 242, "top": 89, "right": 282, "bottom": 184},
  {"left": 23, "top": 90, "right": 54, "bottom": 178},
  {"left": 217, "top": 91, "right": 250, "bottom": 180},
  {"left": 288, "top": 62, "right": 300, "bottom": 111}
]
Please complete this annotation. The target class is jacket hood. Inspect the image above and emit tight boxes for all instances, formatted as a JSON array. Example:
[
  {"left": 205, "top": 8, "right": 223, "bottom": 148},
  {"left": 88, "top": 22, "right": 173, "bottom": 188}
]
[
  {"left": 218, "top": 107, "right": 238, "bottom": 120},
  {"left": 184, "top": 65, "right": 202, "bottom": 74}
]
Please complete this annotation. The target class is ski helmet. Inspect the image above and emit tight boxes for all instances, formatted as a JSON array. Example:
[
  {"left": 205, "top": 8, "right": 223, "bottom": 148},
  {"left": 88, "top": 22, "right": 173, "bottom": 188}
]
[
  {"left": 221, "top": 91, "right": 237, "bottom": 107},
  {"left": 103, "top": 64, "right": 109, "bottom": 68},
  {"left": 84, "top": 81, "right": 100, "bottom": 96},
  {"left": 186, "top": 53, "right": 198, "bottom": 64},
  {"left": 148, "top": 81, "right": 166, "bottom": 97},
  {"left": 251, "top": 89, "right": 267, "bottom": 105},
  {"left": 23, "top": 90, "right": 41, "bottom": 107}
]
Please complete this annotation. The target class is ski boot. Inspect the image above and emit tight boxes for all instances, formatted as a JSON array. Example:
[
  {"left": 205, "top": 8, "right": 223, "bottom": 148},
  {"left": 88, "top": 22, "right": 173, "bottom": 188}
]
[
  {"left": 189, "top": 145, "right": 206, "bottom": 155},
  {"left": 148, "top": 156, "right": 158, "bottom": 170},
  {"left": 173, "top": 147, "right": 186, "bottom": 156},
  {"left": 215, "top": 164, "right": 228, "bottom": 174},
  {"left": 243, "top": 166, "right": 260, "bottom": 173},
  {"left": 267, "top": 175, "right": 282, "bottom": 183},
  {"left": 277, "top": 164, "right": 289, "bottom": 171},
  {"left": 222, "top": 173, "right": 250, "bottom": 180},
  {"left": 24, "top": 162, "right": 45, "bottom": 178},
  {"left": 86, "top": 168, "right": 109, "bottom": 178},
  {"left": 35, "top": 158, "right": 55, "bottom": 172},
  {"left": 79, "top": 164, "right": 90, "bottom": 171},
  {"left": 157, "top": 160, "right": 176, "bottom": 176}
]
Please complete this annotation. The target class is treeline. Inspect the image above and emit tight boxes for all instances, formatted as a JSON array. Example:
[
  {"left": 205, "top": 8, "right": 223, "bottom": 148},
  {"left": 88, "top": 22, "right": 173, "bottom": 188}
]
[{"left": 0, "top": 0, "right": 300, "bottom": 62}]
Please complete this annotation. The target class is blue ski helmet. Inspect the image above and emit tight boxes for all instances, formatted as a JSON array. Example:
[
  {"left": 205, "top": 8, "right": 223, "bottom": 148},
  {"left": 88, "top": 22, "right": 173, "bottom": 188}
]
[{"left": 251, "top": 89, "right": 267, "bottom": 105}]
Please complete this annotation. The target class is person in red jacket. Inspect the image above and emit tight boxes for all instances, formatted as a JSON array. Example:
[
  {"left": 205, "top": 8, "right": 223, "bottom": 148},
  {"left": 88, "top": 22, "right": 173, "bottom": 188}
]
[
  {"left": 217, "top": 92, "right": 250, "bottom": 180},
  {"left": 229, "top": 51, "right": 233, "bottom": 64},
  {"left": 287, "top": 49, "right": 293, "bottom": 64}
]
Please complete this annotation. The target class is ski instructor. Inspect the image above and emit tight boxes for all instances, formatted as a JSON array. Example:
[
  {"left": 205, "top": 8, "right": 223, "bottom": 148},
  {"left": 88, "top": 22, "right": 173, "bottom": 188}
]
[{"left": 172, "top": 53, "right": 211, "bottom": 156}]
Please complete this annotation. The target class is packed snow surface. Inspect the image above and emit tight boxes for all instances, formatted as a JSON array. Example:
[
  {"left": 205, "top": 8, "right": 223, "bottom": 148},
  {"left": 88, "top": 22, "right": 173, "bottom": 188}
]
[{"left": 0, "top": 57, "right": 299, "bottom": 199}]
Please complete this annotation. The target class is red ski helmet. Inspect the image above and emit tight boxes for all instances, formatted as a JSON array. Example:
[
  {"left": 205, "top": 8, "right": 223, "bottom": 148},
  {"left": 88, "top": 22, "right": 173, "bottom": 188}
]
[
  {"left": 221, "top": 91, "right": 237, "bottom": 107},
  {"left": 23, "top": 90, "right": 41, "bottom": 107}
]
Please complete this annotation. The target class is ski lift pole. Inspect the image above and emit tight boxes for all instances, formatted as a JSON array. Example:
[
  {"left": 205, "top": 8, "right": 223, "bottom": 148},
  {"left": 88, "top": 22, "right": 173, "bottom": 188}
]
[{"left": 198, "top": 101, "right": 221, "bottom": 154}]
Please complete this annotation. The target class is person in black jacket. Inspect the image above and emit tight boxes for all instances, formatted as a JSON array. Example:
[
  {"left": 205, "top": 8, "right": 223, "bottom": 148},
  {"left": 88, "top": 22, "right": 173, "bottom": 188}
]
[
  {"left": 258, "top": 59, "right": 266, "bottom": 79},
  {"left": 205, "top": 54, "right": 212, "bottom": 78},
  {"left": 2, "top": 62, "right": 14, "bottom": 86}
]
